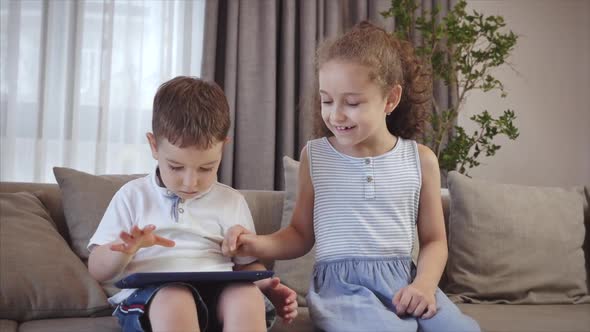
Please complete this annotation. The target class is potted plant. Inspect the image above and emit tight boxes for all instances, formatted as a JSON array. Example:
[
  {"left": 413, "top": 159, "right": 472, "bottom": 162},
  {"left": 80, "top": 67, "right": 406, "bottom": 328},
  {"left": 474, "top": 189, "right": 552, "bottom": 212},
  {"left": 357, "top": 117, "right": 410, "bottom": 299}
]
[{"left": 382, "top": 0, "right": 519, "bottom": 176}]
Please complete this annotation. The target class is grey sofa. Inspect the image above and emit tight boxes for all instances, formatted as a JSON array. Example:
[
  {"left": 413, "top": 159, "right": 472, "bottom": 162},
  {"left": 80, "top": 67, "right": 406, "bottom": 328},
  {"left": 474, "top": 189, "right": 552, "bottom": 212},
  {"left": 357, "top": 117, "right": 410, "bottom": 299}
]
[{"left": 1, "top": 169, "right": 589, "bottom": 332}]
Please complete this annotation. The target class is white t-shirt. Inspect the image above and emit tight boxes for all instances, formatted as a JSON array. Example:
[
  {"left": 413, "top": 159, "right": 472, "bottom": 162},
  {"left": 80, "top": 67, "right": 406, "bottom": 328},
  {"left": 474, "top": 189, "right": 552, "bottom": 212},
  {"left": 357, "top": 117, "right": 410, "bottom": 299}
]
[{"left": 88, "top": 171, "right": 257, "bottom": 304}]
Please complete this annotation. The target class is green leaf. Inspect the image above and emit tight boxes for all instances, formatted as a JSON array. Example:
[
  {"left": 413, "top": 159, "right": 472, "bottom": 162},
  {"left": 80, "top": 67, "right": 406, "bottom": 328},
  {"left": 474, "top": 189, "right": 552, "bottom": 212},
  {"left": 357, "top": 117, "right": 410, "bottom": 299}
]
[{"left": 381, "top": 0, "right": 519, "bottom": 173}]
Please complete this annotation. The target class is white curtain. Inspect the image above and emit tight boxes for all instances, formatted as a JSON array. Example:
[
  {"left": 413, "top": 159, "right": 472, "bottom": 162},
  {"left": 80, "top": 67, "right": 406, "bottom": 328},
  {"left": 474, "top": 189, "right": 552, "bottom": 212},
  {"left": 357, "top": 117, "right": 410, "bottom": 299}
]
[{"left": 0, "top": 0, "right": 206, "bottom": 183}]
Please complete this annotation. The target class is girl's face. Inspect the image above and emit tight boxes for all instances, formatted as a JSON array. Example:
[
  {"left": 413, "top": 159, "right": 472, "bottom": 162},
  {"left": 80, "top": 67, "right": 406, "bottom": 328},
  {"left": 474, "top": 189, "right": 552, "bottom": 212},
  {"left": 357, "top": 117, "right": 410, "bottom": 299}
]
[
  {"left": 318, "top": 60, "right": 400, "bottom": 151},
  {"left": 147, "top": 133, "right": 224, "bottom": 200}
]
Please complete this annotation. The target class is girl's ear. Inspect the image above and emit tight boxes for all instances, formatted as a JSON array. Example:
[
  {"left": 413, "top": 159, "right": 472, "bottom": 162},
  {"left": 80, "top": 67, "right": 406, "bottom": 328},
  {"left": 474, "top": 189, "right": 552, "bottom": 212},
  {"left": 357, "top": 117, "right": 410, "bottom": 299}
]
[
  {"left": 385, "top": 84, "right": 403, "bottom": 114},
  {"left": 223, "top": 136, "right": 232, "bottom": 146},
  {"left": 146, "top": 132, "right": 159, "bottom": 159}
]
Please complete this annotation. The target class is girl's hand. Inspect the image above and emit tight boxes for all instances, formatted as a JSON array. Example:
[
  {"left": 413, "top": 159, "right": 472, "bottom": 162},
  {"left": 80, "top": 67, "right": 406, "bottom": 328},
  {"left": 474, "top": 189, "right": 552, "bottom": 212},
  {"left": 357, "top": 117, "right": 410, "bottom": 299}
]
[
  {"left": 256, "top": 277, "right": 298, "bottom": 324},
  {"left": 392, "top": 283, "right": 437, "bottom": 319},
  {"left": 110, "top": 224, "right": 175, "bottom": 255},
  {"left": 221, "top": 225, "right": 257, "bottom": 257}
]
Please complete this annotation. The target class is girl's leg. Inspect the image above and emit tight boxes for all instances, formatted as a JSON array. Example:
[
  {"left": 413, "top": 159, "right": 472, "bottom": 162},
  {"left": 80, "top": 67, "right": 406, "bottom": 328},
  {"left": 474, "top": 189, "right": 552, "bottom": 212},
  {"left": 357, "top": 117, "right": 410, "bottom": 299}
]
[
  {"left": 148, "top": 284, "right": 200, "bottom": 332},
  {"left": 418, "top": 289, "right": 481, "bottom": 332},
  {"left": 217, "top": 282, "right": 266, "bottom": 332},
  {"left": 308, "top": 284, "right": 418, "bottom": 332}
]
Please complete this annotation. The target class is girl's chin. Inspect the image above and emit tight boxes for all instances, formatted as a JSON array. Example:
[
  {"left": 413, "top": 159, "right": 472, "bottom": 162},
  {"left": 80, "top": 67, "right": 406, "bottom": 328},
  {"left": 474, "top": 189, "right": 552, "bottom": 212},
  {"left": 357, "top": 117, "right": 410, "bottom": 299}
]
[{"left": 331, "top": 136, "right": 359, "bottom": 147}]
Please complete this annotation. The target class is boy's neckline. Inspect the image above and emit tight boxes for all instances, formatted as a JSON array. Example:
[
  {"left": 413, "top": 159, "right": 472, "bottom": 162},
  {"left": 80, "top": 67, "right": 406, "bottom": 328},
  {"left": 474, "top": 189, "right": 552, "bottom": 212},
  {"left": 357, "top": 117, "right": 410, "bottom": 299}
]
[
  {"left": 153, "top": 167, "right": 214, "bottom": 201},
  {"left": 323, "top": 136, "right": 401, "bottom": 160}
]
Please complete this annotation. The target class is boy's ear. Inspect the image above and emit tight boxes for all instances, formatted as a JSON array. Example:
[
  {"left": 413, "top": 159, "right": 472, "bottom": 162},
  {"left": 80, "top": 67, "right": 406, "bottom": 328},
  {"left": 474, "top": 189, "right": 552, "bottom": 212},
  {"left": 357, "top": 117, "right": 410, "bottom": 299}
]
[
  {"left": 146, "top": 132, "right": 158, "bottom": 159},
  {"left": 385, "top": 84, "right": 402, "bottom": 114},
  {"left": 223, "top": 136, "right": 232, "bottom": 146}
]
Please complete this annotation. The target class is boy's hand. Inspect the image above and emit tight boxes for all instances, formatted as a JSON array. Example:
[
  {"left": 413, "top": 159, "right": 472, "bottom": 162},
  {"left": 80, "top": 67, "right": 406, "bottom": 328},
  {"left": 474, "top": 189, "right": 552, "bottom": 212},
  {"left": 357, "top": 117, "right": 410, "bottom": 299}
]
[
  {"left": 221, "top": 225, "right": 257, "bottom": 257},
  {"left": 256, "top": 277, "right": 298, "bottom": 324},
  {"left": 392, "top": 282, "right": 437, "bottom": 319},
  {"left": 110, "top": 224, "right": 175, "bottom": 255}
]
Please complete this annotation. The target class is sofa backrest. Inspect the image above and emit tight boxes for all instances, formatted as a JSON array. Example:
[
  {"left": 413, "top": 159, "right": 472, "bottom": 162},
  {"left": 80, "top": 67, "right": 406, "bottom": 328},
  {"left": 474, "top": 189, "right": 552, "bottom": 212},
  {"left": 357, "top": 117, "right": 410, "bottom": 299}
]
[
  {"left": 2, "top": 182, "right": 587, "bottom": 274},
  {"left": 0, "top": 183, "right": 291, "bottom": 247},
  {"left": 1, "top": 182, "right": 70, "bottom": 243},
  {"left": 0, "top": 182, "right": 452, "bottom": 242}
]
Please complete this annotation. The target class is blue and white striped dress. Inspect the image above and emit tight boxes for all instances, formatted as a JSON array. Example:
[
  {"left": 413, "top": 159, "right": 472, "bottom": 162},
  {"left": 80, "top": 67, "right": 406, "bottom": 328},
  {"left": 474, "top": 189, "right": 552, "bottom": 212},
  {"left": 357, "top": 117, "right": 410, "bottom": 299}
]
[
  {"left": 310, "top": 137, "right": 421, "bottom": 263},
  {"left": 305, "top": 137, "right": 480, "bottom": 332}
]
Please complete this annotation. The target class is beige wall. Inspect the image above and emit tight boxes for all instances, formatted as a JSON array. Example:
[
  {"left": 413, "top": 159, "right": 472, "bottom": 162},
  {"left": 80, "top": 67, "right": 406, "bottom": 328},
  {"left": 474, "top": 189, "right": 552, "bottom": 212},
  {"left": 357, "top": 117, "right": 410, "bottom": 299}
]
[{"left": 460, "top": 0, "right": 590, "bottom": 186}]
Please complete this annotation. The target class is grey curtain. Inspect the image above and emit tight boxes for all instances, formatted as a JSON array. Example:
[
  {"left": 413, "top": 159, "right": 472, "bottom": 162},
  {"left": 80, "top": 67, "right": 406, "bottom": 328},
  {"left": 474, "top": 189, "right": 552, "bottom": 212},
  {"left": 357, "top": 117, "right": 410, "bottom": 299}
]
[{"left": 202, "top": 0, "right": 454, "bottom": 190}]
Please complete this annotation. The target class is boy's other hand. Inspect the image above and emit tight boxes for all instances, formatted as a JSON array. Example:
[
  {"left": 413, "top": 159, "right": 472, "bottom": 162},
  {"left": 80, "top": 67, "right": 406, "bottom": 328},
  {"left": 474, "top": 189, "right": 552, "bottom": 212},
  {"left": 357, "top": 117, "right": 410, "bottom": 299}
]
[
  {"left": 221, "top": 225, "right": 256, "bottom": 257},
  {"left": 256, "top": 277, "right": 298, "bottom": 324},
  {"left": 110, "top": 224, "right": 175, "bottom": 255}
]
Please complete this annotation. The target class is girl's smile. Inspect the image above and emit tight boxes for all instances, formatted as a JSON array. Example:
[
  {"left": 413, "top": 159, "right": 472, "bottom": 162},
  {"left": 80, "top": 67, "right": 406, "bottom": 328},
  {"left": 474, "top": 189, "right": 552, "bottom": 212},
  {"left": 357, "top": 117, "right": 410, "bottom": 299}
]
[{"left": 333, "top": 125, "right": 357, "bottom": 132}]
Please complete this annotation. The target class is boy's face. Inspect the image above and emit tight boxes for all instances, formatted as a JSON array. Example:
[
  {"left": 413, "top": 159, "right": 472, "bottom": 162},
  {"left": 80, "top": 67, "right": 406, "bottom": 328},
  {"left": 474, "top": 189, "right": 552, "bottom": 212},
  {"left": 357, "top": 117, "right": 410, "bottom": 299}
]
[{"left": 147, "top": 133, "right": 226, "bottom": 200}]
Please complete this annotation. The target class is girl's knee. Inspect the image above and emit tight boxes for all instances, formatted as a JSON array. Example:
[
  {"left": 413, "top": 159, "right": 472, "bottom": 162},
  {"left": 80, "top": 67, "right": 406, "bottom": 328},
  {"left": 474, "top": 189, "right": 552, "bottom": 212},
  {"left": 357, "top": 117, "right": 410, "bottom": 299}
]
[{"left": 419, "top": 312, "right": 481, "bottom": 332}]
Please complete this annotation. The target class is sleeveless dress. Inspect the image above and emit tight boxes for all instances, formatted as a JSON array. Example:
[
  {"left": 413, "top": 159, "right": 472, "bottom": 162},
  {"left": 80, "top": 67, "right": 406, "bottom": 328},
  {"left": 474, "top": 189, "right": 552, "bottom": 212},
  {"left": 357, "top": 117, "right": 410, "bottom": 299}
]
[{"left": 305, "top": 137, "right": 480, "bottom": 332}]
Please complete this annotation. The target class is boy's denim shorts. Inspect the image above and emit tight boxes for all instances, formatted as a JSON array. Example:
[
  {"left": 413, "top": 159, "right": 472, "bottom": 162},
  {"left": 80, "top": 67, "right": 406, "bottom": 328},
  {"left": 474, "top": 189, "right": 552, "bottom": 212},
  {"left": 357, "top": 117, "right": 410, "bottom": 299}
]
[{"left": 113, "top": 282, "right": 276, "bottom": 332}]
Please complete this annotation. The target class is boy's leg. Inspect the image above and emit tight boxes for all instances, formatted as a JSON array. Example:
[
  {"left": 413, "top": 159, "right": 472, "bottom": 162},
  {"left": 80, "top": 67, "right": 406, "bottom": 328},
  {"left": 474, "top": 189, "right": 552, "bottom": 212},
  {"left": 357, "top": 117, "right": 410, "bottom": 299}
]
[
  {"left": 148, "top": 284, "right": 201, "bottom": 332},
  {"left": 217, "top": 282, "right": 266, "bottom": 332}
]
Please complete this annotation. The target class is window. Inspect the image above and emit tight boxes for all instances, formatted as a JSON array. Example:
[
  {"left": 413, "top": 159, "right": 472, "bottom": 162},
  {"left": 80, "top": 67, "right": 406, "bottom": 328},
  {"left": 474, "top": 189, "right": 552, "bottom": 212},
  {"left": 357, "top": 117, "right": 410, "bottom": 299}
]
[{"left": 0, "top": 0, "right": 205, "bottom": 182}]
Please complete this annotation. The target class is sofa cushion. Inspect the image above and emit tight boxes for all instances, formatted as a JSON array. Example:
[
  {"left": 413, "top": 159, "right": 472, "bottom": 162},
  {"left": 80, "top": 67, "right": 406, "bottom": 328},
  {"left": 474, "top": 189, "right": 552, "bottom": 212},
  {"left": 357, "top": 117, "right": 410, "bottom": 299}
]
[
  {"left": 269, "top": 307, "right": 314, "bottom": 332},
  {"left": 445, "top": 172, "right": 590, "bottom": 304},
  {"left": 457, "top": 303, "right": 590, "bottom": 332},
  {"left": 18, "top": 316, "right": 120, "bottom": 332},
  {"left": 53, "top": 167, "right": 141, "bottom": 260},
  {"left": 0, "top": 192, "right": 110, "bottom": 321},
  {"left": 0, "top": 320, "right": 17, "bottom": 332},
  {"left": 272, "top": 156, "right": 315, "bottom": 306}
]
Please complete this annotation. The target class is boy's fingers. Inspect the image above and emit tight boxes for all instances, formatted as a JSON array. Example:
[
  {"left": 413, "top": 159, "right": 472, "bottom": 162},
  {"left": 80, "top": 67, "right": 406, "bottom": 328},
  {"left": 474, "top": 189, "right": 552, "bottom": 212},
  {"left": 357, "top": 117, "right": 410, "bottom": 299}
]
[
  {"left": 120, "top": 231, "right": 133, "bottom": 243},
  {"left": 154, "top": 235, "right": 175, "bottom": 247},
  {"left": 131, "top": 225, "right": 141, "bottom": 235},
  {"left": 110, "top": 242, "right": 134, "bottom": 253},
  {"left": 269, "top": 277, "right": 280, "bottom": 288},
  {"left": 143, "top": 224, "right": 156, "bottom": 233},
  {"left": 286, "top": 301, "right": 297, "bottom": 311},
  {"left": 110, "top": 243, "right": 125, "bottom": 252}
]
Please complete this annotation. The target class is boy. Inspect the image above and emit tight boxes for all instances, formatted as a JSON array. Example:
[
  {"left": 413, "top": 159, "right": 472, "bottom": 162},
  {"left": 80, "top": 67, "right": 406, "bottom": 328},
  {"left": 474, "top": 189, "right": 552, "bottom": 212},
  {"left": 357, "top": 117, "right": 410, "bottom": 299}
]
[{"left": 87, "top": 76, "right": 298, "bottom": 332}]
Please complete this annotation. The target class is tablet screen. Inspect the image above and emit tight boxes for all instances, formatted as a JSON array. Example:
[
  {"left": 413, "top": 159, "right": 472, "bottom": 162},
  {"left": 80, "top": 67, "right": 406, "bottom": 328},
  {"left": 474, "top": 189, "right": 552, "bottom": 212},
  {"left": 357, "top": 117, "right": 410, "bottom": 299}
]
[{"left": 115, "top": 270, "right": 274, "bottom": 288}]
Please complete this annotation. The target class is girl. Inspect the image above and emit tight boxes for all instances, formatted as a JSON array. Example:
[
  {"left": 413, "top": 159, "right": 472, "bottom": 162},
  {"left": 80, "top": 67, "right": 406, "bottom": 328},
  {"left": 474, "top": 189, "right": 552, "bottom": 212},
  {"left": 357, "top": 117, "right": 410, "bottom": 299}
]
[{"left": 223, "top": 21, "right": 480, "bottom": 332}]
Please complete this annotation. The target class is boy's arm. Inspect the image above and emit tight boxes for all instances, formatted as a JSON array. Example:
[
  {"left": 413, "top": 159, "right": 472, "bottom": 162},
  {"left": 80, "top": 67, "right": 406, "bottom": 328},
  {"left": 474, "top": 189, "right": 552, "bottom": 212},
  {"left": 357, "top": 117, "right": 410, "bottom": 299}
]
[
  {"left": 88, "top": 224, "right": 175, "bottom": 282},
  {"left": 87, "top": 188, "right": 135, "bottom": 283},
  {"left": 88, "top": 241, "right": 134, "bottom": 282},
  {"left": 223, "top": 146, "right": 315, "bottom": 260}
]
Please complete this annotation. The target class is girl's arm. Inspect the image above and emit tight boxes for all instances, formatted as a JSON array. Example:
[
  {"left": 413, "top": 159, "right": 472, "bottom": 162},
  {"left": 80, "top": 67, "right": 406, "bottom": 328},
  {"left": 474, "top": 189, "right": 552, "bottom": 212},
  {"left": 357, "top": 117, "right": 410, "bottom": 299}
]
[
  {"left": 223, "top": 146, "right": 315, "bottom": 261},
  {"left": 412, "top": 144, "right": 448, "bottom": 294}
]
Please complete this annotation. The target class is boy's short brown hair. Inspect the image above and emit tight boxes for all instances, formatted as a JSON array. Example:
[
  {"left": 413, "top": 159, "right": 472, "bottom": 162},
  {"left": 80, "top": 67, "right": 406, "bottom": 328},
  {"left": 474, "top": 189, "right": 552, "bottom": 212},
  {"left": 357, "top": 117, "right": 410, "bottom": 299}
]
[{"left": 152, "top": 76, "right": 230, "bottom": 148}]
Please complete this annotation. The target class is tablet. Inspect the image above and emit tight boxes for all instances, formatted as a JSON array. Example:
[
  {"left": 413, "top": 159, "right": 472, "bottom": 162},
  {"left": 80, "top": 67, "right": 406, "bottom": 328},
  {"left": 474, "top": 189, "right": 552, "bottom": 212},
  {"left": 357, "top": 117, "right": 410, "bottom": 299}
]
[{"left": 115, "top": 270, "right": 274, "bottom": 289}]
